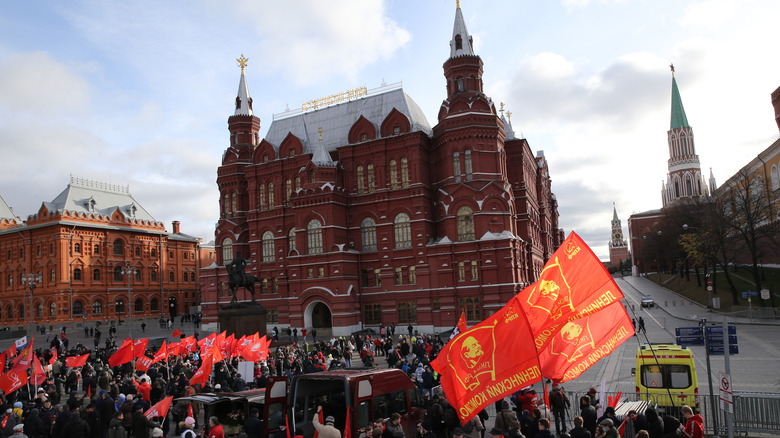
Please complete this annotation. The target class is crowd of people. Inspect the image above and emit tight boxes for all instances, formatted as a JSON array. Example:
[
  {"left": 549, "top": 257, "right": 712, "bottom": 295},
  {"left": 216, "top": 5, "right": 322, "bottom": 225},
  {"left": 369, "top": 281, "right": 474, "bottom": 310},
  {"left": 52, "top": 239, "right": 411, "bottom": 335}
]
[{"left": 0, "top": 324, "right": 705, "bottom": 438}]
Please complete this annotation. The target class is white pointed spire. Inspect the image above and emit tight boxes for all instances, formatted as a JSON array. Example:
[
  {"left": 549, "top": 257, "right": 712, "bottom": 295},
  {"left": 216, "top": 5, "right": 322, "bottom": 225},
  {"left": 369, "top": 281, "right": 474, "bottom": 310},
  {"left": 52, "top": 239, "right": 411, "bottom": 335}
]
[
  {"left": 234, "top": 54, "right": 253, "bottom": 116},
  {"left": 450, "top": 2, "right": 475, "bottom": 57}
]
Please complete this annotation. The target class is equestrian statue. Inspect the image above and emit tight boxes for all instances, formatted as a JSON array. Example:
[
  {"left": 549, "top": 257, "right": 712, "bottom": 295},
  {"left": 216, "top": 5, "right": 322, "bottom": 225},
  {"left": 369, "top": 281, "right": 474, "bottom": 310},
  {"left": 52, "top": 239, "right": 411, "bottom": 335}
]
[{"left": 226, "top": 252, "right": 261, "bottom": 305}]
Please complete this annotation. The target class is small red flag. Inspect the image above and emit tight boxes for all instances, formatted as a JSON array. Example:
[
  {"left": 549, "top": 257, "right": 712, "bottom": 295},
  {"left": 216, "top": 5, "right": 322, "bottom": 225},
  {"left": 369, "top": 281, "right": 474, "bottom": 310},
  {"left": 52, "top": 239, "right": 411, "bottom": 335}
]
[
  {"left": 145, "top": 395, "right": 174, "bottom": 419},
  {"left": 0, "top": 368, "right": 27, "bottom": 395},
  {"left": 108, "top": 340, "right": 135, "bottom": 367},
  {"left": 133, "top": 338, "right": 149, "bottom": 358},
  {"left": 187, "top": 403, "right": 194, "bottom": 418},
  {"left": 136, "top": 355, "right": 154, "bottom": 372},
  {"left": 171, "top": 328, "right": 182, "bottom": 338},
  {"left": 189, "top": 354, "right": 213, "bottom": 386},
  {"left": 342, "top": 406, "right": 351, "bottom": 438},
  {"left": 32, "top": 355, "right": 47, "bottom": 385},
  {"left": 151, "top": 341, "right": 168, "bottom": 364},
  {"left": 65, "top": 353, "right": 90, "bottom": 368},
  {"left": 12, "top": 338, "right": 34, "bottom": 370},
  {"left": 49, "top": 348, "right": 58, "bottom": 365}
]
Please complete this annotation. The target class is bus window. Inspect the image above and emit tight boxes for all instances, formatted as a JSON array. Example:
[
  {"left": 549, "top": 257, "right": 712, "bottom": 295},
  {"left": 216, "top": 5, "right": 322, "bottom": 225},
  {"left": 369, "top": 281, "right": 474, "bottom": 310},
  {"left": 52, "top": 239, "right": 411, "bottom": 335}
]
[
  {"left": 374, "top": 393, "right": 391, "bottom": 420},
  {"left": 410, "top": 388, "right": 426, "bottom": 409},
  {"left": 391, "top": 390, "right": 407, "bottom": 415},
  {"left": 293, "top": 379, "right": 347, "bottom": 432},
  {"left": 267, "top": 402, "right": 284, "bottom": 430},
  {"left": 669, "top": 365, "right": 691, "bottom": 388},
  {"left": 641, "top": 364, "right": 691, "bottom": 389},
  {"left": 357, "top": 400, "right": 371, "bottom": 430}
]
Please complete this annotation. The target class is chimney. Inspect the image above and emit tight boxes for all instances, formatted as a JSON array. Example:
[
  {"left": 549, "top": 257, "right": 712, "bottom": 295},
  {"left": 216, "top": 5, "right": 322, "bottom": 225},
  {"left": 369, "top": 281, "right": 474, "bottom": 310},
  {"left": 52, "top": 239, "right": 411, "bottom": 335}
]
[
  {"left": 172, "top": 221, "right": 181, "bottom": 234},
  {"left": 772, "top": 85, "right": 780, "bottom": 133}
]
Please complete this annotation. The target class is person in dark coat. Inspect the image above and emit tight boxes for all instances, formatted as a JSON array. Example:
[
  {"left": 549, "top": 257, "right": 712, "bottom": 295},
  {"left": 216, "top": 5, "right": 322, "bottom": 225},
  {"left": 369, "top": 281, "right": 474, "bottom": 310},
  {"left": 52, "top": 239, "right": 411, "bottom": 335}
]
[
  {"left": 644, "top": 407, "right": 664, "bottom": 438},
  {"left": 579, "top": 395, "right": 597, "bottom": 438},
  {"left": 23, "top": 408, "right": 45, "bottom": 438},
  {"left": 52, "top": 406, "right": 72, "bottom": 438},
  {"left": 131, "top": 405, "right": 158, "bottom": 438},
  {"left": 244, "top": 408, "right": 263, "bottom": 438},
  {"left": 81, "top": 402, "right": 101, "bottom": 438},
  {"left": 38, "top": 399, "right": 56, "bottom": 438},
  {"left": 60, "top": 412, "right": 91, "bottom": 438},
  {"left": 1, "top": 408, "right": 19, "bottom": 437},
  {"left": 97, "top": 391, "right": 115, "bottom": 438},
  {"left": 569, "top": 416, "right": 590, "bottom": 438}
]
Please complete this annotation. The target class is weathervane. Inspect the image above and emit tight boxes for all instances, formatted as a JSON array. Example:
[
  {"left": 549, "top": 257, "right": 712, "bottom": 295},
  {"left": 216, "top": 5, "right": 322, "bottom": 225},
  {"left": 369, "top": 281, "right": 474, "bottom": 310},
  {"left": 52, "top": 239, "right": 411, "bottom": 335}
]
[
  {"left": 507, "top": 111, "right": 512, "bottom": 123},
  {"left": 500, "top": 102, "right": 505, "bottom": 116},
  {"left": 456, "top": 0, "right": 460, "bottom": 9},
  {"left": 237, "top": 54, "right": 249, "bottom": 74}
]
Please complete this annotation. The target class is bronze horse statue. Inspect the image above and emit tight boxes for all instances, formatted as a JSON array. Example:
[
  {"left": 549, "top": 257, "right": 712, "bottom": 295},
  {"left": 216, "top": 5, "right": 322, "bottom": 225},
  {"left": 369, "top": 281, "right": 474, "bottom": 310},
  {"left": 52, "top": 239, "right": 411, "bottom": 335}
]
[{"left": 226, "top": 264, "right": 261, "bottom": 304}]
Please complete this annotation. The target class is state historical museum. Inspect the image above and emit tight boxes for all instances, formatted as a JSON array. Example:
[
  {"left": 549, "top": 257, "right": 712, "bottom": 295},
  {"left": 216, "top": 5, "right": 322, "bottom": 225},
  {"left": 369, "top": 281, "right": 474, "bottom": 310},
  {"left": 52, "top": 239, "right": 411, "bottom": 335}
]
[{"left": 200, "top": 5, "right": 563, "bottom": 335}]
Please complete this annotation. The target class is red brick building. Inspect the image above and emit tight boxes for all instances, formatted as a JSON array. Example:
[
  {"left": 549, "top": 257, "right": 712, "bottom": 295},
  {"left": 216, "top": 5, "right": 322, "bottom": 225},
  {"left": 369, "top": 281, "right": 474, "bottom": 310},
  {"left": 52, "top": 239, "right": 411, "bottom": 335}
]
[
  {"left": 0, "top": 177, "right": 201, "bottom": 330},
  {"left": 200, "top": 5, "right": 563, "bottom": 334}
]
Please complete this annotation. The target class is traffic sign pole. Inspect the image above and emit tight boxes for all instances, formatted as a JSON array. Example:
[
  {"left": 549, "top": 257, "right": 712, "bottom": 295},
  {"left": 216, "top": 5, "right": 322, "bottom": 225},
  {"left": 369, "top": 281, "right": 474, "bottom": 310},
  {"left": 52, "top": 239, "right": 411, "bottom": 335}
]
[{"left": 724, "top": 319, "right": 734, "bottom": 438}]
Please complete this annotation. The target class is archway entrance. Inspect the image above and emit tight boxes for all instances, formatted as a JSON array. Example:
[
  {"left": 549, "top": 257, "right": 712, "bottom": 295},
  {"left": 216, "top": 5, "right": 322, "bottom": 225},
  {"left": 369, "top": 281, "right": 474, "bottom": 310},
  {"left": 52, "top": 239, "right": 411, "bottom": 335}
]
[{"left": 311, "top": 302, "right": 332, "bottom": 328}]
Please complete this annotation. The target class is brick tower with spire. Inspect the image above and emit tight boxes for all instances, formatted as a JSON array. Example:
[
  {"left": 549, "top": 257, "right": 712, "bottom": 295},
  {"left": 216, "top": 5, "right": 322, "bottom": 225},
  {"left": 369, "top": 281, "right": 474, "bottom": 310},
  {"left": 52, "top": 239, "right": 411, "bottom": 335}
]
[{"left": 608, "top": 204, "right": 629, "bottom": 269}]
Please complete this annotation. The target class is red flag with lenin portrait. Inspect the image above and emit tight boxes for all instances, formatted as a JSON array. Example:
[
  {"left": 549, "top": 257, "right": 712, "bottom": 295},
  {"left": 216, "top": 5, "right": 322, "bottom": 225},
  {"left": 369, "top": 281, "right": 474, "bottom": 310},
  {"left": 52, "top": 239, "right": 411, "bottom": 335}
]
[
  {"left": 538, "top": 300, "right": 634, "bottom": 382},
  {"left": 518, "top": 232, "right": 625, "bottom": 353},
  {"left": 431, "top": 298, "right": 542, "bottom": 423}
]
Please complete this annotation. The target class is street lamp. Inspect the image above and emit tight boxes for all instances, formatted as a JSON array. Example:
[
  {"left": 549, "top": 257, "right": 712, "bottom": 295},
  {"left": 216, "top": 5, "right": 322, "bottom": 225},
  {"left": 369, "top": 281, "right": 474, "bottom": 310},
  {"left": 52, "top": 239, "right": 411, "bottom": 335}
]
[
  {"left": 120, "top": 265, "right": 137, "bottom": 339},
  {"left": 21, "top": 273, "right": 41, "bottom": 337}
]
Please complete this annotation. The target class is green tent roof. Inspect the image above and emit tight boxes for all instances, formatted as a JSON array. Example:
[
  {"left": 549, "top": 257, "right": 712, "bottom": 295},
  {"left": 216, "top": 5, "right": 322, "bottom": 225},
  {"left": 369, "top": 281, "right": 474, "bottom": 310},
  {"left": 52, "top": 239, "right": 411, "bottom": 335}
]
[{"left": 670, "top": 77, "right": 690, "bottom": 130}]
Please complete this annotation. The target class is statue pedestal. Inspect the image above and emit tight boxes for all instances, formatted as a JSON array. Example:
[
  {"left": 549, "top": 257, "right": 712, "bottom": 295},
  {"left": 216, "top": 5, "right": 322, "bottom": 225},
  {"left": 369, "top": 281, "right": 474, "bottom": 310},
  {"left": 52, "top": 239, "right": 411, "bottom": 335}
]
[{"left": 218, "top": 305, "right": 267, "bottom": 339}]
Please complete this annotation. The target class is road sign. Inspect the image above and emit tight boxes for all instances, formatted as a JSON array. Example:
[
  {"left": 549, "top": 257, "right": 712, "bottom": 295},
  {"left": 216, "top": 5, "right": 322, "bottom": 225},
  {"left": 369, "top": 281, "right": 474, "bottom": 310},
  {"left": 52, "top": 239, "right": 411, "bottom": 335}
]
[
  {"left": 706, "top": 335, "right": 739, "bottom": 346},
  {"left": 762, "top": 289, "right": 770, "bottom": 299},
  {"left": 676, "top": 336, "right": 705, "bottom": 346},
  {"left": 740, "top": 291, "right": 759, "bottom": 298},
  {"left": 707, "top": 285, "right": 713, "bottom": 291},
  {"left": 708, "top": 344, "right": 739, "bottom": 355},
  {"left": 719, "top": 372, "right": 734, "bottom": 413},
  {"left": 675, "top": 327, "right": 703, "bottom": 337},
  {"left": 706, "top": 325, "right": 737, "bottom": 335}
]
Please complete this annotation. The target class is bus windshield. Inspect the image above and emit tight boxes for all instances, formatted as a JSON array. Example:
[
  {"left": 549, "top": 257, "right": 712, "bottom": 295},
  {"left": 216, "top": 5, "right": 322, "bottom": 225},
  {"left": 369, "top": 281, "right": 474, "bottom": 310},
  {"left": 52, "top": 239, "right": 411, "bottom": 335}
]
[{"left": 640, "top": 364, "right": 692, "bottom": 389}]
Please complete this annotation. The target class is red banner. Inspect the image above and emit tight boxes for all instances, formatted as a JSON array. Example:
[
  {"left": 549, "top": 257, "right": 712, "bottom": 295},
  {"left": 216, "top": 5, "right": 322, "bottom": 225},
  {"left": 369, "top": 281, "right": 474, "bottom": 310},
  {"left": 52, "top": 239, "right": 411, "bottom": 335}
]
[
  {"left": 133, "top": 338, "right": 149, "bottom": 358},
  {"left": 517, "top": 232, "right": 625, "bottom": 351},
  {"left": 151, "top": 341, "right": 168, "bottom": 364},
  {"left": 171, "top": 328, "right": 182, "bottom": 338},
  {"left": 145, "top": 395, "right": 174, "bottom": 419},
  {"left": 189, "top": 354, "right": 213, "bottom": 386},
  {"left": 538, "top": 301, "right": 635, "bottom": 382},
  {"left": 49, "top": 348, "right": 58, "bottom": 365},
  {"left": 431, "top": 298, "right": 541, "bottom": 422},
  {"left": 65, "top": 353, "right": 90, "bottom": 368},
  {"left": 32, "top": 355, "right": 47, "bottom": 385},
  {"left": 108, "top": 340, "right": 135, "bottom": 367},
  {"left": 12, "top": 338, "right": 34, "bottom": 370},
  {"left": 0, "top": 368, "right": 27, "bottom": 395}
]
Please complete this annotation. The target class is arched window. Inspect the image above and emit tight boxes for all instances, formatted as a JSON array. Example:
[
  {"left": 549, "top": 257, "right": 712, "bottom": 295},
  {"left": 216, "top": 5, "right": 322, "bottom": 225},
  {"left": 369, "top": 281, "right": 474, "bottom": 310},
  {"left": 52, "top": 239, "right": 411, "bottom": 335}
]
[
  {"left": 36, "top": 303, "right": 43, "bottom": 318},
  {"left": 222, "top": 238, "right": 234, "bottom": 264},
  {"left": 74, "top": 243, "right": 81, "bottom": 254},
  {"left": 389, "top": 160, "right": 399, "bottom": 189},
  {"left": 183, "top": 272, "right": 189, "bottom": 282},
  {"left": 231, "top": 192, "right": 238, "bottom": 214},
  {"left": 150, "top": 269, "right": 158, "bottom": 282},
  {"left": 223, "top": 193, "right": 230, "bottom": 215},
  {"left": 295, "top": 177, "right": 301, "bottom": 191},
  {"left": 262, "top": 231, "right": 275, "bottom": 262},
  {"left": 285, "top": 179, "right": 292, "bottom": 202},
  {"left": 453, "top": 152, "right": 461, "bottom": 182},
  {"left": 18, "top": 304, "right": 24, "bottom": 319},
  {"left": 113, "top": 266, "right": 123, "bottom": 282},
  {"left": 49, "top": 302, "right": 56, "bottom": 317},
  {"left": 113, "top": 239, "right": 124, "bottom": 256},
  {"left": 134, "top": 269, "right": 141, "bottom": 282},
  {"left": 151, "top": 298, "right": 159, "bottom": 311},
  {"left": 73, "top": 300, "right": 84, "bottom": 315},
  {"left": 49, "top": 269, "right": 55, "bottom": 283},
  {"left": 457, "top": 206, "right": 475, "bottom": 241},
  {"left": 259, "top": 185, "right": 266, "bottom": 210},
  {"left": 73, "top": 268, "right": 82, "bottom": 281},
  {"left": 685, "top": 177, "right": 693, "bottom": 196},
  {"left": 394, "top": 213, "right": 411, "bottom": 249},
  {"left": 464, "top": 150, "right": 473, "bottom": 180},
  {"left": 169, "top": 270, "right": 175, "bottom": 282},
  {"left": 357, "top": 166, "right": 365, "bottom": 193},
  {"left": 268, "top": 183, "right": 275, "bottom": 208},
  {"left": 307, "top": 219, "right": 323, "bottom": 254},
  {"left": 401, "top": 157, "right": 410, "bottom": 187},
  {"left": 92, "top": 301, "right": 103, "bottom": 315},
  {"left": 361, "top": 217, "right": 377, "bottom": 252},
  {"left": 367, "top": 164, "right": 376, "bottom": 192},
  {"left": 93, "top": 268, "right": 101, "bottom": 281},
  {"left": 135, "top": 299, "right": 143, "bottom": 312},
  {"left": 6, "top": 306, "right": 12, "bottom": 319},
  {"left": 288, "top": 228, "right": 297, "bottom": 253},
  {"left": 115, "top": 300, "right": 125, "bottom": 314},
  {"left": 771, "top": 165, "right": 779, "bottom": 191}
]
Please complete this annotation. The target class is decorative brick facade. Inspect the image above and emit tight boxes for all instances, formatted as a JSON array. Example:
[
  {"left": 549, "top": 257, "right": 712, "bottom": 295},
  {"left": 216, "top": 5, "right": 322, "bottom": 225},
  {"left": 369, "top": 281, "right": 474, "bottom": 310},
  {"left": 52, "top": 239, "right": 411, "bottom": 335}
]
[{"left": 199, "top": 5, "right": 563, "bottom": 335}]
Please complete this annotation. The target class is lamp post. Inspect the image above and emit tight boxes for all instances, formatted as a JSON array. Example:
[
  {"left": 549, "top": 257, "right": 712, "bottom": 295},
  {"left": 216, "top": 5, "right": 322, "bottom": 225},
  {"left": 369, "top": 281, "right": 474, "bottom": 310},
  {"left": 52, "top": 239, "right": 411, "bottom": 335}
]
[
  {"left": 120, "top": 265, "right": 137, "bottom": 339},
  {"left": 21, "top": 273, "right": 42, "bottom": 336}
]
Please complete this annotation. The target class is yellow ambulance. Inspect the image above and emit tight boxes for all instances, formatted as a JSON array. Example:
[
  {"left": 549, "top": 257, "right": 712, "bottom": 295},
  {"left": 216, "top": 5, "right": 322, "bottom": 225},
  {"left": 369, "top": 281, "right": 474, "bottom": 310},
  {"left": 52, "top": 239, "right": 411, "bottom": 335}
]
[{"left": 635, "top": 344, "right": 699, "bottom": 412}]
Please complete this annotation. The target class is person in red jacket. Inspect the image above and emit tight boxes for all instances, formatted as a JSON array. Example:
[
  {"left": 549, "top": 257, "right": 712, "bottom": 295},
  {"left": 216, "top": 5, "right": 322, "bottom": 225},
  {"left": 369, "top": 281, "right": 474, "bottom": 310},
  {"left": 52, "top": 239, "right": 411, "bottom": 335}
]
[
  {"left": 680, "top": 405, "right": 704, "bottom": 438},
  {"left": 208, "top": 416, "right": 225, "bottom": 438},
  {"left": 137, "top": 376, "right": 152, "bottom": 402}
]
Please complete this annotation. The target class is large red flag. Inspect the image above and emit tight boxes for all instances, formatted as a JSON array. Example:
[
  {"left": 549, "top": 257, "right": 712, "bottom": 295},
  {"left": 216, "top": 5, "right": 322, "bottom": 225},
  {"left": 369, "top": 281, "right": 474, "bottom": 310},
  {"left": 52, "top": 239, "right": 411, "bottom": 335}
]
[
  {"left": 538, "top": 301, "right": 635, "bottom": 382},
  {"left": 108, "top": 340, "right": 135, "bottom": 367},
  {"left": 65, "top": 353, "right": 90, "bottom": 368},
  {"left": 197, "top": 332, "right": 216, "bottom": 351},
  {"left": 517, "top": 232, "right": 625, "bottom": 351},
  {"left": 167, "top": 342, "right": 182, "bottom": 357},
  {"left": 136, "top": 355, "right": 154, "bottom": 372},
  {"left": 430, "top": 298, "right": 542, "bottom": 423},
  {"left": 151, "top": 341, "right": 168, "bottom": 364},
  {"left": 241, "top": 338, "right": 268, "bottom": 362},
  {"left": 180, "top": 336, "right": 197, "bottom": 353},
  {"left": 145, "top": 395, "right": 174, "bottom": 419},
  {"left": 189, "top": 354, "right": 213, "bottom": 386},
  {"left": 0, "top": 368, "right": 27, "bottom": 394},
  {"left": 32, "top": 355, "right": 47, "bottom": 385},
  {"left": 3, "top": 344, "right": 15, "bottom": 359}
]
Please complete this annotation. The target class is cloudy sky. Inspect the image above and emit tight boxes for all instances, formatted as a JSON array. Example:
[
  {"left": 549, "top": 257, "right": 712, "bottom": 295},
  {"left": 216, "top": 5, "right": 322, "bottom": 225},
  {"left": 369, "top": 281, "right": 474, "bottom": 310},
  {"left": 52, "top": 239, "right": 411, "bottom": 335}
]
[{"left": 1, "top": 0, "right": 778, "bottom": 260}]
